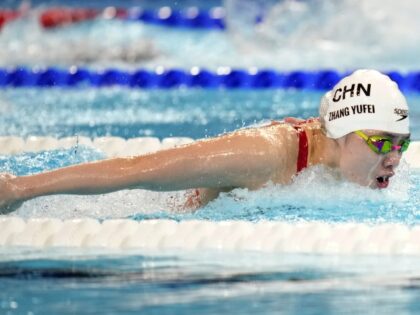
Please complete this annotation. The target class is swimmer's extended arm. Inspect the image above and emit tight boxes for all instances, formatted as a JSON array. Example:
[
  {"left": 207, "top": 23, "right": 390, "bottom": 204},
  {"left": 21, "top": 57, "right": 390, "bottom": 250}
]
[{"left": 1, "top": 127, "right": 287, "bottom": 209}]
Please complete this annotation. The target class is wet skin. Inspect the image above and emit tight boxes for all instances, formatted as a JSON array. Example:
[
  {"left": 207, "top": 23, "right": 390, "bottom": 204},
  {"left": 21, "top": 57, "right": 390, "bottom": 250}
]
[
  {"left": 337, "top": 131, "right": 410, "bottom": 189},
  {"left": 0, "top": 120, "right": 411, "bottom": 213}
]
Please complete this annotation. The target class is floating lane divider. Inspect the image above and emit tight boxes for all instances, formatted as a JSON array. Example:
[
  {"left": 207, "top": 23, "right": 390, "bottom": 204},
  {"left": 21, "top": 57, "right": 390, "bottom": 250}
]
[
  {"left": 1, "top": 67, "right": 420, "bottom": 91},
  {"left": 0, "top": 136, "right": 419, "bottom": 168},
  {"left": 0, "top": 9, "right": 21, "bottom": 30},
  {"left": 40, "top": 6, "right": 226, "bottom": 29},
  {"left": 0, "top": 7, "right": 226, "bottom": 30},
  {"left": 2, "top": 218, "right": 420, "bottom": 255}
]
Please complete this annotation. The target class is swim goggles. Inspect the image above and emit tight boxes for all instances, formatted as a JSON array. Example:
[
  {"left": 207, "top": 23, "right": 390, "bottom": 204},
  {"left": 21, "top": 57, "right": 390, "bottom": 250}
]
[{"left": 354, "top": 130, "right": 410, "bottom": 154}]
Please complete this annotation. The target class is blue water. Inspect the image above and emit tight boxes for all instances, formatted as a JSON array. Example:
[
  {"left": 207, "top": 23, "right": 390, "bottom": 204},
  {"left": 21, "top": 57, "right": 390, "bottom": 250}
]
[
  {"left": 2, "top": 1, "right": 420, "bottom": 314},
  {"left": 0, "top": 88, "right": 419, "bottom": 139},
  {"left": 0, "top": 94, "right": 418, "bottom": 315},
  {"left": 2, "top": 250, "right": 420, "bottom": 315}
]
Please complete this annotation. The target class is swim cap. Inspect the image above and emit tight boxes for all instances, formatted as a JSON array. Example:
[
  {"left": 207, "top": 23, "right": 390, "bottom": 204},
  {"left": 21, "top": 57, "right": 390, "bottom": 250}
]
[{"left": 319, "top": 69, "right": 410, "bottom": 139}]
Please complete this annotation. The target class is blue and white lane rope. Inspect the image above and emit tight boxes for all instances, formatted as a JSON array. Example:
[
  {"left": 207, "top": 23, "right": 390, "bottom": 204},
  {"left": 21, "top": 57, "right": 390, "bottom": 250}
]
[
  {"left": 122, "top": 6, "right": 226, "bottom": 29},
  {"left": 1, "top": 67, "right": 420, "bottom": 91}
]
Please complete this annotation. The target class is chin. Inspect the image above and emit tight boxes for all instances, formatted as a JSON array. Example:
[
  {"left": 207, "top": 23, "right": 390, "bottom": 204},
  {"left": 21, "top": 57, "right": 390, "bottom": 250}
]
[{"left": 348, "top": 177, "right": 377, "bottom": 189}]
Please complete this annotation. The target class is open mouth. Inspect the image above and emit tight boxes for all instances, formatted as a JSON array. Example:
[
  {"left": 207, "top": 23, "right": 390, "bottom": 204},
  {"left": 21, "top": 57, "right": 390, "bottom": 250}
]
[{"left": 376, "top": 176, "right": 390, "bottom": 189}]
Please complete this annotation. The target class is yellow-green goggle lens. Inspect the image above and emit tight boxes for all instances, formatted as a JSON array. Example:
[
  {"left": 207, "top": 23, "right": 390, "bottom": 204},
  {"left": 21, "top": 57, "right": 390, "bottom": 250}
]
[
  {"left": 400, "top": 139, "right": 410, "bottom": 152},
  {"left": 369, "top": 136, "right": 410, "bottom": 154}
]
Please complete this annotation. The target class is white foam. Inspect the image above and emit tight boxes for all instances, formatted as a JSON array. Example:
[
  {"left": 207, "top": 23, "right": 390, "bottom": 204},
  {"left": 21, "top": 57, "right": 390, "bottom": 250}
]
[{"left": 225, "top": 0, "right": 420, "bottom": 69}]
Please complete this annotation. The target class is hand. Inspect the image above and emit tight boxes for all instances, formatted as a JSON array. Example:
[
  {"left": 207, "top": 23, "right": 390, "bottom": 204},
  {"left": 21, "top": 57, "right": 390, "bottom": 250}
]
[{"left": 0, "top": 173, "right": 23, "bottom": 214}]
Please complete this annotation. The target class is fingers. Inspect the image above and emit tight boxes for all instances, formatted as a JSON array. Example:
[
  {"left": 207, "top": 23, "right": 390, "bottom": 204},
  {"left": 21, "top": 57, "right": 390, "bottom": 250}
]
[
  {"left": 0, "top": 173, "right": 20, "bottom": 214},
  {"left": 0, "top": 200, "right": 23, "bottom": 215}
]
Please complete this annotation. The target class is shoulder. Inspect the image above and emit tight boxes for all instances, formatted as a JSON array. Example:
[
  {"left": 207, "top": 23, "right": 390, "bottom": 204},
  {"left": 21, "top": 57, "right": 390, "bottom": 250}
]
[{"left": 234, "top": 121, "right": 294, "bottom": 145}]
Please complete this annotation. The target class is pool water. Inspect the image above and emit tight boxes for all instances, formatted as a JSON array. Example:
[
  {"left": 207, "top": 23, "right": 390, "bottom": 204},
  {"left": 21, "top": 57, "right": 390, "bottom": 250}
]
[
  {"left": 3, "top": 250, "right": 420, "bottom": 315},
  {"left": 0, "top": 88, "right": 419, "bottom": 313},
  {"left": 1, "top": 0, "right": 420, "bottom": 314},
  {"left": 0, "top": 89, "right": 323, "bottom": 139},
  {"left": 0, "top": 88, "right": 419, "bottom": 139},
  {"left": 1, "top": 88, "right": 418, "bottom": 224},
  {"left": 1, "top": 0, "right": 420, "bottom": 70}
]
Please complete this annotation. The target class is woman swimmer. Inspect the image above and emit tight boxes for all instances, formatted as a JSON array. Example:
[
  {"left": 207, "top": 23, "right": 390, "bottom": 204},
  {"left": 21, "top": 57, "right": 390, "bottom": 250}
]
[{"left": 0, "top": 69, "right": 411, "bottom": 214}]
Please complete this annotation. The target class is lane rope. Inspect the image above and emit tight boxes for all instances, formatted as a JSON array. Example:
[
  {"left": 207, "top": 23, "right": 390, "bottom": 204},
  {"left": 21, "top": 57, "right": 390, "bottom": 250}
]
[
  {"left": 0, "top": 136, "right": 418, "bottom": 168},
  {"left": 1, "top": 218, "right": 420, "bottom": 255},
  {"left": 0, "top": 9, "right": 21, "bottom": 29},
  {"left": 40, "top": 6, "right": 226, "bottom": 29},
  {"left": 0, "top": 7, "right": 225, "bottom": 30},
  {"left": 1, "top": 67, "right": 420, "bottom": 91}
]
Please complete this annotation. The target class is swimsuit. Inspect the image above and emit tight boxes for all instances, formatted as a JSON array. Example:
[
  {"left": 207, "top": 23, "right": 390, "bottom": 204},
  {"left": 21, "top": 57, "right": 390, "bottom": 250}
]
[
  {"left": 292, "top": 124, "right": 309, "bottom": 172},
  {"left": 268, "top": 120, "right": 309, "bottom": 173}
]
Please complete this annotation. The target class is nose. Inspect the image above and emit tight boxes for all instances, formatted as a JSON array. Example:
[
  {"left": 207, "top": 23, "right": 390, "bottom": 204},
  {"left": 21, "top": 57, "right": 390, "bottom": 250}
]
[{"left": 383, "top": 150, "right": 402, "bottom": 169}]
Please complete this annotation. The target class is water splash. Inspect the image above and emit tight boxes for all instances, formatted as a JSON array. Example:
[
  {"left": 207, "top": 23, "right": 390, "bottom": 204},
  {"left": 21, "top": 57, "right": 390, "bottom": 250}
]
[
  {"left": 2, "top": 1, "right": 419, "bottom": 69},
  {"left": 7, "top": 147, "right": 418, "bottom": 224},
  {"left": 198, "top": 163, "right": 417, "bottom": 224},
  {"left": 0, "top": 146, "right": 104, "bottom": 175},
  {"left": 0, "top": 13, "right": 158, "bottom": 68},
  {"left": 224, "top": 0, "right": 420, "bottom": 70}
]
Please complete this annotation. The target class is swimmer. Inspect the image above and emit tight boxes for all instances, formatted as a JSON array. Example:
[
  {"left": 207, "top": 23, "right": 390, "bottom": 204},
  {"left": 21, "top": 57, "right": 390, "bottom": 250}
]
[{"left": 0, "top": 69, "right": 411, "bottom": 214}]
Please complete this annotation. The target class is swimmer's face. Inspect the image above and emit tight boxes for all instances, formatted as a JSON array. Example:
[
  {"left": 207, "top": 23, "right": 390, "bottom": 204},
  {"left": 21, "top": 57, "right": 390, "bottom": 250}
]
[{"left": 337, "top": 130, "right": 409, "bottom": 189}]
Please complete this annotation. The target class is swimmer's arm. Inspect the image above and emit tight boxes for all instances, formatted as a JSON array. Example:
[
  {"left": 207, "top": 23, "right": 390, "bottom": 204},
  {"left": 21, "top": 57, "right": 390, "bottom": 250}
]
[{"left": 8, "top": 129, "right": 286, "bottom": 202}]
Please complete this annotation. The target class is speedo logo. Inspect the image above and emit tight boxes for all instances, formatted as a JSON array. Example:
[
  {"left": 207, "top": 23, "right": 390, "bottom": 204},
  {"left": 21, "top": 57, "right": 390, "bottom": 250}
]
[
  {"left": 332, "top": 83, "right": 371, "bottom": 102},
  {"left": 394, "top": 108, "right": 408, "bottom": 121}
]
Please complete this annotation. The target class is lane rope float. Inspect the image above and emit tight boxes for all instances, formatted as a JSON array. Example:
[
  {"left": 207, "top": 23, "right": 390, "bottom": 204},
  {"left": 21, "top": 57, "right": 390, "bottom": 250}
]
[
  {"left": 0, "top": 7, "right": 226, "bottom": 30},
  {"left": 1, "top": 67, "right": 420, "bottom": 91},
  {"left": 1, "top": 218, "right": 420, "bottom": 255}
]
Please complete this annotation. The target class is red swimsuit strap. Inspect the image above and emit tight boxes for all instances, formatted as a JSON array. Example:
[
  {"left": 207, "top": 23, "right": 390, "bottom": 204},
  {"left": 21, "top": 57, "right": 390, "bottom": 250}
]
[
  {"left": 268, "top": 119, "right": 312, "bottom": 173},
  {"left": 293, "top": 125, "right": 309, "bottom": 173}
]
